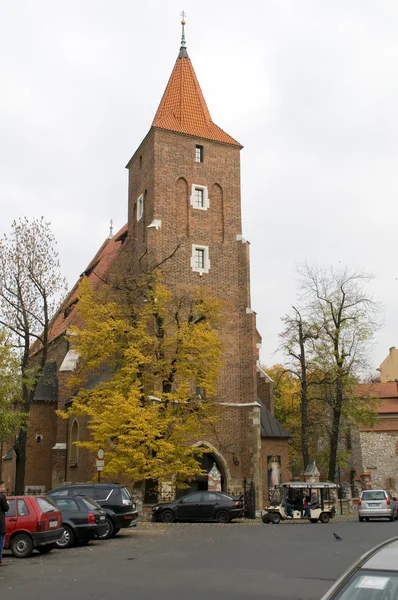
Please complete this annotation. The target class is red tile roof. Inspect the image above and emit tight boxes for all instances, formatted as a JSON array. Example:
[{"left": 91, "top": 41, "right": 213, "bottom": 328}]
[
  {"left": 152, "top": 53, "right": 242, "bottom": 147},
  {"left": 47, "top": 224, "right": 128, "bottom": 345},
  {"left": 357, "top": 382, "right": 398, "bottom": 415}
]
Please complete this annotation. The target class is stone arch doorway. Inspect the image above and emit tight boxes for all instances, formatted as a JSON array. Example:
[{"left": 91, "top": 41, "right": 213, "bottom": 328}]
[{"left": 176, "top": 446, "right": 228, "bottom": 497}]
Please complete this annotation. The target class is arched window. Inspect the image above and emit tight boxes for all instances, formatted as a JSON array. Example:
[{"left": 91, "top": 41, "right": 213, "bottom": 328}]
[{"left": 70, "top": 419, "right": 79, "bottom": 466}]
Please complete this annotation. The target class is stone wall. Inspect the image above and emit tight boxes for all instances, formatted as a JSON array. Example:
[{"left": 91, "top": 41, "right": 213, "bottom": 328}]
[{"left": 355, "top": 430, "right": 398, "bottom": 495}]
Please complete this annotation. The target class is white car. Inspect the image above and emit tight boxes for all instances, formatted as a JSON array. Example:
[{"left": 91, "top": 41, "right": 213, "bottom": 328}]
[
  {"left": 321, "top": 537, "right": 398, "bottom": 599},
  {"left": 358, "top": 489, "right": 398, "bottom": 522}
]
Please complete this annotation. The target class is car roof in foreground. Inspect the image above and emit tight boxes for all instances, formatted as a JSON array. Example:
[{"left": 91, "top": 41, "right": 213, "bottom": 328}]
[
  {"left": 320, "top": 537, "right": 398, "bottom": 599},
  {"left": 362, "top": 539, "right": 398, "bottom": 571}
]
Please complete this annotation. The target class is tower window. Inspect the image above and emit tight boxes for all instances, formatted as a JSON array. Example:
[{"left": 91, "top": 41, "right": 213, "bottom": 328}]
[
  {"left": 139, "top": 155, "right": 142, "bottom": 169},
  {"left": 190, "top": 185, "right": 209, "bottom": 211},
  {"left": 195, "top": 145, "right": 203, "bottom": 163},
  {"left": 137, "top": 194, "right": 144, "bottom": 221},
  {"left": 194, "top": 188, "right": 204, "bottom": 208},
  {"left": 191, "top": 245, "right": 210, "bottom": 274}
]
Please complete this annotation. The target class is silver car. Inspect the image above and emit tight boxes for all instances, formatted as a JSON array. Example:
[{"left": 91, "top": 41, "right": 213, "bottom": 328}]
[
  {"left": 358, "top": 489, "right": 398, "bottom": 522},
  {"left": 321, "top": 537, "right": 398, "bottom": 599}
]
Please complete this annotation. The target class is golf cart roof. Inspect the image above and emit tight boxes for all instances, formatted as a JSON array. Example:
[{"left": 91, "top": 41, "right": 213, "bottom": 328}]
[{"left": 275, "top": 481, "right": 339, "bottom": 489}]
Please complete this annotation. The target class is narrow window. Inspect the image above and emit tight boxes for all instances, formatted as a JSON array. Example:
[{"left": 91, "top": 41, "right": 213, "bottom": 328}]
[
  {"left": 190, "top": 185, "right": 209, "bottom": 210},
  {"left": 139, "top": 155, "right": 142, "bottom": 169},
  {"left": 137, "top": 194, "right": 144, "bottom": 221},
  {"left": 195, "top": 248, "right": 205, "bottom": 269},
  {"left": 191, "top": 245, "right": 210, "bottom": 274},
  {"left": 70, "top": 420, "right": 79, "bottom": 466},
  {"left": 194, "top": 188, "right": 204, "bottom": 209},
  {"left": 195, "top": 145, "right": 203, "bottom": 163}
]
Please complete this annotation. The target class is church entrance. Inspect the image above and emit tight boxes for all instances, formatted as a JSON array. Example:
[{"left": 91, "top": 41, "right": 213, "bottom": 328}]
[{"left": 175, "top": 452, "right": 226, "bottom": 497}]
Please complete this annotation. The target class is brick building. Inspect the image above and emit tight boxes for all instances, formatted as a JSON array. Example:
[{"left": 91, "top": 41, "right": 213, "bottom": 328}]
[
  {"left": 351, "top": 382, "right": 398, "bottom": 496},
  {"left": 1, "top": 26, "right": 290, "bottom": 507}
]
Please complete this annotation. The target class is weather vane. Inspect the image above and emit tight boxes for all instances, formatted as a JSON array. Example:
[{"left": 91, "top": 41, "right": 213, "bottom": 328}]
[
  {"left": 109, "top": 219, "right": 113, "bottom": 238},
  {"left": 180, "top": 10, "right": 187, "bottom": 48}
]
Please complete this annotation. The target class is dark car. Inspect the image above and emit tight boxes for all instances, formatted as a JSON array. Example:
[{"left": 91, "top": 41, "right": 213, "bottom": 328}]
[
  {"left": 152, "top": 491, "right": 244, "bottom": 523},
  {"left": 47, "top": 482, "right": 138, "bottom": 539},
  {"left": 49, "top": 495, "right": 108, "bottom": 548},
  {"left": 320, "top": 536, "right": 398, "bottom": 599}
]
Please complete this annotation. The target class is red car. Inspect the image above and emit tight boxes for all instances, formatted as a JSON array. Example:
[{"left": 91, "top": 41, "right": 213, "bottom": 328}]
[{"left": 4, "top": 495, "right": 64, "bottom": 558}]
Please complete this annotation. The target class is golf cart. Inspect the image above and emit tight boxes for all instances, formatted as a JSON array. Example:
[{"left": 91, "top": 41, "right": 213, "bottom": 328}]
[{"left": 262, "top": 481, "right": 339, "bottom": 524}]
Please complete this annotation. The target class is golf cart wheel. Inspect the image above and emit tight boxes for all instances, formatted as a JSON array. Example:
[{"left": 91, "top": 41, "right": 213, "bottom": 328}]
[
  {"left": 269, "top": 512, "right": 281, "bottom": 524},
  {"left": 319, "top": 513, "right": 330, "bottom": 524},
  {"left": 310, "top": 518, "right": 318, "bottom": 524},
  {"left": 262, "top": 513, "right": 270, "bottom": 524}
]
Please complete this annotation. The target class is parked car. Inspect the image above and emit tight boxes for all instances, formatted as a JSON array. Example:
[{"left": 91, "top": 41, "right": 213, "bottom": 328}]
[
  {"left": 358, "top": 489, "right": 398, "bottom": 522},
  {"left": 47, "top": 482, "right": 138, "bottom": 539},
  {"left": 152, "top": 491, "right": 244, "bottom": 523},
  {"left": 320, "top": 536, "right": 398, "bottom": 599},
  {"left": 48, "top": 495, "right": 108, "bottom": 548},
  {"left": 4, "top": 496, "right": 63, "bottom": 558}
]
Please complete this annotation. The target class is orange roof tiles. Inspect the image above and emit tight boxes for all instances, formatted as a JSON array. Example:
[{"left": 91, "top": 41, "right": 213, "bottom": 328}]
[
  {"left": 152, "top": 53, "right": 242, "bottom": 147},
  {"left": 47, "top": 224, "right": 128, "bottom": 345},
  {"left": 356, "top": 382, "right": 398, "bottom": 415}
]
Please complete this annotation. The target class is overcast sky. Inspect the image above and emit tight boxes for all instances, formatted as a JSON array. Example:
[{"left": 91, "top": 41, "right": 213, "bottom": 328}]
[{"left": 1, "top": 1, "right": 397, "bottom": 372}]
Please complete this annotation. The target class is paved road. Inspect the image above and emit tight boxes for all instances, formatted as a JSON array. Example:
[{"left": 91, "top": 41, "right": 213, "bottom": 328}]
[{"left": 2, "top": 520, "right": 398, "bottom": 599}]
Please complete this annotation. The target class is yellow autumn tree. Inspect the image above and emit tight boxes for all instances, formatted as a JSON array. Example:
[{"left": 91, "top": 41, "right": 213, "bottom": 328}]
[{"left": 59, "top": 276, "right": 223, "bottom": 485}]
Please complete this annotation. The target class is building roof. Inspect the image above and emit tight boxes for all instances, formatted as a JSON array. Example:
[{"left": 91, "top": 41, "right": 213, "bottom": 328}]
[
  {"left": 46, "top": 224, "right": 128, "bottom": 346},
  {"left": 258, "top": 398, "right": 291, "bottom": 439},
  {"left": 152, "top": 46, "right": 241, "bottom": 147},
  {"left": 357, "top": 381, "right": 398, "bottom": 414}
]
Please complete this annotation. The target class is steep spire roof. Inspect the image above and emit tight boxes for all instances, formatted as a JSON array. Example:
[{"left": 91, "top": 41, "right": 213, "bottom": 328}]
[{"left": 152, "top": 20, "right": 241, "bottom": 147}]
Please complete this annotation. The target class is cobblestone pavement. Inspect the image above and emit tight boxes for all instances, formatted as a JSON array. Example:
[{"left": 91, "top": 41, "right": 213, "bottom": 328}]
[{"left": 2, "top": 519, "right": 398, "bottom": 600}]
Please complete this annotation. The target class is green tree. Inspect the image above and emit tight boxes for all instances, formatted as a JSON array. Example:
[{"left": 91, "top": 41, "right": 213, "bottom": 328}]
[{"left": 0, "top": 329, "right": 25, "bottom": 447}]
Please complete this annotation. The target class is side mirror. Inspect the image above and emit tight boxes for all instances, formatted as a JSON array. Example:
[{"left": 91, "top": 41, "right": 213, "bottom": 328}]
[
  {"left": 393, "top": 497, "right": 397, "bottom": 502},
  {"left": 179, "top": 498, "right": 184, "bottom": 504}
]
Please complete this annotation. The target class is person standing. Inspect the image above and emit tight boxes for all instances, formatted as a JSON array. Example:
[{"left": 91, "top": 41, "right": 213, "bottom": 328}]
[{"left": 0, "top": 482, "right": 9, "bottom": 566}]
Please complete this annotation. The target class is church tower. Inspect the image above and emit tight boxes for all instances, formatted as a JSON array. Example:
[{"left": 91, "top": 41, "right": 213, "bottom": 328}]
[{"left": 125, "top": 18, "right": 262, "bottom": 499}]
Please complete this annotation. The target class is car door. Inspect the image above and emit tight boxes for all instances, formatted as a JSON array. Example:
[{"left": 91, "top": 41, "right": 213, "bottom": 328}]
[
  {"left": 5, "top": 499, "right": 16, "bottom": 546},
  {"left": 175, "top": 493, "right": 204, "bottom": 520},
  {"left": 200, "top": 492, "right": 221, "bottom": 519},
  {"left": 16, "top": 498, "right": 35, "bottom": 532},
  {"left": 54, "top": 497, "right": 84, "bottom": 527}
]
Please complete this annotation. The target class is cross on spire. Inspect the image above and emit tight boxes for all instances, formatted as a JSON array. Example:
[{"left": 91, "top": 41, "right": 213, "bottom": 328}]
[
  {"left": 108, "top": 219, "right": 114, "bottom": 239},
  {"left": 180, "top": 10, "right": 187, "bottom": 48}
]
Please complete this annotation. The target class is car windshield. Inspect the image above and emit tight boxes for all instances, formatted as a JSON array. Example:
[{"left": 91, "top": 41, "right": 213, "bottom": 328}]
[
  {"left": 36, "top": 497, "right": 57, "bottom": 513},
  {"left": 80, "top": 496, "right": 102, "bottom": 510},
  {"left": 331, "top": 570, "right": 398, "bottom": 599},
  {"left": 362, "top": 491, "right": 386, "bottom": 501}
]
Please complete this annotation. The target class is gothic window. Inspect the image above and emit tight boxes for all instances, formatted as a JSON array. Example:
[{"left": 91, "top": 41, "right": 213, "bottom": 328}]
[
  {"left": 137, "top": 194, "right": 144, "bottom": 221},
  {"left": 195, "top": 145, "right": 203, "bottom": 163},
  {"left": 70, "top": 419, "right": 79, "bottom": 466},
  {"left": 191, "top": 245, "right": 210, "bottom": 274},
  {"left": 190, "top": 185, "right": 209, "bottom": 210}
]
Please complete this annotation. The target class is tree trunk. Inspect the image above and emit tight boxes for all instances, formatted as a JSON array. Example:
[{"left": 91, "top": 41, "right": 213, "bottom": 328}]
[
  {"left": 14, "top": 427, "right": 28, "bottom": 494},
  {"left": 328, "top": 380, "right": 343, "bottom": 482}
]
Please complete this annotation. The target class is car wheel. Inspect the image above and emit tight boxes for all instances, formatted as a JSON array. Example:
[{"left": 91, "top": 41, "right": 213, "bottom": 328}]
[
  {"left": 37, "top": 543, "right": 55, "bottom": 554},
  {"left": 359, "top": 516, "right": 364, "bottom": 522},
  {"left": 10, "top": 533, "right": 34, "bottom": 558},
  {"left": 270, "top": 512, "right": 281, "bottom": 524},
  {"left": 319, "top": 513, "right": 330, "bottom": 524},
  {"left": 216, "top": 510, "right": 230, "bottom": 524},
  {"left": 56, "top": 525, "right": 75, "bottom": 549},
  {"left": 390, "top": 515, "right": 394, "bottom": 522},
  {"left": 365, "top": 518, "right": 370, "bottom": 521},
  {"left": 161, "top": 509, "right": 175, "bottom": 523},
  {"left": 310, "top": 518, "right": 318, "bottom": 524},
  {"left": 97, "top": 517, "right": 114, "bottom": 540}
]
